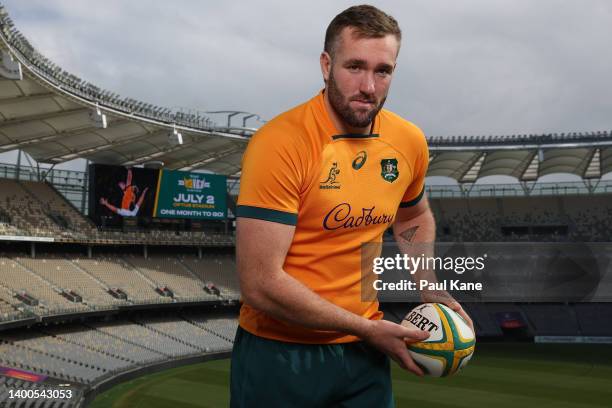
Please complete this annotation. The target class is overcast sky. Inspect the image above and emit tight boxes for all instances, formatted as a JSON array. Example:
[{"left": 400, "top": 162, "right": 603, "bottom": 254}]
[{"left": 1, "top": 0, "right": 611, "bottom": 180}]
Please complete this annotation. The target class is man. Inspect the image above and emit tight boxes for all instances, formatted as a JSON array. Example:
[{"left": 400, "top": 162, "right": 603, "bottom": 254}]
[
  {"left": 99, "top": 186, "right": 148, "bottom": 217},
  {"left": 100, "top": 169, "right": 149, "bottom": 217},
  {"left": 232, "top": 5, "right": 473, "bottom": 407},
  {"left": 118, "top": 168, "right": 136, "bottom": 211}
]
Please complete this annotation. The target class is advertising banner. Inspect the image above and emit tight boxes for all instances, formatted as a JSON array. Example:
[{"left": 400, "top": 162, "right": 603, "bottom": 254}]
[
  {"left": 153, "top": 170, "right": 226, "bottom": 220},
  {"left": 89, "top": 164, "right": 227, "bottom": 226}
]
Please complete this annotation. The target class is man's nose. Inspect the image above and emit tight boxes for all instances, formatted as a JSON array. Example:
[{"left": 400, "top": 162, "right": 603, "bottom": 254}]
[{"left": 359, "top": 72, "right": 375, "bottom": 95}]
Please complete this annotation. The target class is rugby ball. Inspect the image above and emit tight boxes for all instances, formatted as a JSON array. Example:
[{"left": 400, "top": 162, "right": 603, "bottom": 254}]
[{"left": 401, "top": 303, "right": 475, "bottom": 377}]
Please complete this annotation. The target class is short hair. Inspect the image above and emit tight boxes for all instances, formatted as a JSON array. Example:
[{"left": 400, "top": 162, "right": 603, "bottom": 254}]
[{"left": 324, "top": 5, "right": 401, "bottom": 57}]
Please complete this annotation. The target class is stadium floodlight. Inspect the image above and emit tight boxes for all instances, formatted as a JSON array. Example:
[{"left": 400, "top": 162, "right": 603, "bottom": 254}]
[
  {"left": 169, "top": 126, "right": 183, "bottom": 146},
  {"left": 89, "top": 103, "right": 107, "bottom": 129}
]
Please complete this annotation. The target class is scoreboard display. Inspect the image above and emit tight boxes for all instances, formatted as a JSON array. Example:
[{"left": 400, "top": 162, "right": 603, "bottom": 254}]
[{"left": 88, "top": 164, "right": 227, "bottom": 226}]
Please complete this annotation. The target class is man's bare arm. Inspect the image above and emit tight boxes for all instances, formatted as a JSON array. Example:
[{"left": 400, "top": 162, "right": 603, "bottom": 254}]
[
  {"left": 393, "top": 197, "right": 437, "bottom": 283},
  {"left": 238, "top": 217, "right": 370, "bottom": 335},
  {"left": 237, "top": 216, "right": 429, "bottom": 374},
  {"left": 392, "top": 196, "right": 474, "bottom": 332}
]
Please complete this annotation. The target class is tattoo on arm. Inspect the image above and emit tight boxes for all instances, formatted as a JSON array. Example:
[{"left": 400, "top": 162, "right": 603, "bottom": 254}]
[{"left": 399, "top": 226, "right": 419, "bottom": 243}]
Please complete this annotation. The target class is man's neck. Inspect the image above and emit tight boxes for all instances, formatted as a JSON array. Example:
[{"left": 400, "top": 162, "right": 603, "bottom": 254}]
[{"left": 323, "top": 89, "right": 372, "bottom": 135}]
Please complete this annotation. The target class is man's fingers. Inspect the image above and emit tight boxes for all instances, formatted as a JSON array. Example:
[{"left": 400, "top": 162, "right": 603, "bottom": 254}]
[
  {"left": 458, "top": 309, "right": 475, "bottom": 333},
  {"left": 399, "top": 326, "right": 430, "bottom": 342},
  {"left": 447, "top": 302, "right": 475, "bottom": 333},
  {"left": 396, "top": 349, "right": 424, "bottom": 376},
  {"left": 403, "top": 334, "right": 430, "bottom": 345},
  {"left": 449, "top": 302, "right": 476, "bottom": 334}
]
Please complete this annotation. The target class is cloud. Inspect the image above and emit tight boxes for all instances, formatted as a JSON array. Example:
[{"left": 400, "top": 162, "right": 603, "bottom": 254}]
[{"left": 3, "top": 0, "right": 612, "bottom": 138}]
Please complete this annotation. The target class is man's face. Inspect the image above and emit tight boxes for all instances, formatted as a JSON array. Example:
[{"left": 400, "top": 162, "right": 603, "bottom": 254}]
[{"left": 324, "top": 27, "right": 399, "bottom": 130}]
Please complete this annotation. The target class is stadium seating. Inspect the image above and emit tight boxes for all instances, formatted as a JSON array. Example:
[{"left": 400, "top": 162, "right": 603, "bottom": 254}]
[
  {"left": 572, "top": 303, "right": 612, "bottom": 336},
  {"left": 0, "top": 252, "right": 239, "bottom": 320},
  {"left": 87, "top": 320, "right": 201, "bottom": 358},
  {"left": 0, "top": 179, "right": 59, "bottom": 238},
  {"left": 0, "top": 338, "right": 104, "bottom": 384},
  {"left": 432, "top": 193, "right": 612, "bottom": 242},
  {"left": 72, "top": 256, "right": 170, "bottom": 305},
  {"left": 133, "top": 314, "right": 235, "bottom": 352},
  {"left": 0, "top": 256, "right": 90, "bottom": 316},
  {"left": 19, "top": 256, "right": 126, "bottom": 310},
  {"left": 0, "top": 220, "right": 25, "bottom": 237},
  {"left": 183, "top": 313, "right": 238, "bottom": 343},
  {"left": 0, "top": 296, "right": 22, "bottom": 322},
  {"left": 44, "top": 323, "right": 166, "bottom": 366},
  {"left": 519, "top": 304, "right": 581, "bottom": 336},
  {"left": 462, "top": 303, "right": 504, "bottom": 337},
  {"left": 123, "top": 255, "right": 218, "bottom": 302},
  {"left": 0, "top": 313, "right": 237, "bottom": 392},
  {"left": 180, "top": 255, "right": 240, "bottom": 299},
  {"left": 20, "top": 181, "right": 98, "bottom": 238},
  {"left": 0, "top": 331, "right": 132, "bottom": 379},
  {"left": 0, "top": 178, "right": 235, "bottom": 245}
]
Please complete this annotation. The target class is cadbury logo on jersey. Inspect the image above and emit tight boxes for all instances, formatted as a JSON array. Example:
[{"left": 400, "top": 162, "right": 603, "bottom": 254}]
[{"left": 323, "top": 203, "right": 394, "bottom": 230}]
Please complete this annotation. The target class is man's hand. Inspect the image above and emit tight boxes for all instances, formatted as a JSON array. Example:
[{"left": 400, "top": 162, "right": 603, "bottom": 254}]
[
  {"left": 421, "top": 289, "right": 474, "bottom": 334},
  {"left": 360, "top": 319, "right": 430, "bottom": 376}
]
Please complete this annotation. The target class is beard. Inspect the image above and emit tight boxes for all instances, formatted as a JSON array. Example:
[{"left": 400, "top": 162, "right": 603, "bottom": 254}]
[{"left": 327, "top": 69, "right": 386, "bottom": 130}]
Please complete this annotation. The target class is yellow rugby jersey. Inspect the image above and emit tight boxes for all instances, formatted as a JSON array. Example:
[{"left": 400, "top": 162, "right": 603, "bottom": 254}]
[{"left": 236, "top": 91, "right": 429, "bottom": 344}]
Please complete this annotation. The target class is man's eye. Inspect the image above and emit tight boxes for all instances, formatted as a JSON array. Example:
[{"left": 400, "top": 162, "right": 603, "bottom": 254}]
[
  {"left": 348, "top": 65, "right": 360, "bottom": 71},
  {"left": 376, "top": 69, "right": 391, "bottom": 77}
]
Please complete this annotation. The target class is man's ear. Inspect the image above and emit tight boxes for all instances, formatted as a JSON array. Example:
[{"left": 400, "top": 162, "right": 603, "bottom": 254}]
[{"left": 320, "top": 51, "right": 331, "bottom": 83}]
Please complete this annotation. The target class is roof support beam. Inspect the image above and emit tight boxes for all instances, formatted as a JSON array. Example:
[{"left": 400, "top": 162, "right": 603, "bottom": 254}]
[
  {"left": 449, "top": 152, "right": 483, "bottom": 180},
  {"left": 459, "top": 152, "right": 486, "bottom": 183},
  {"left": 519, "top": 151, "right": 539, "bottom": 181},
  {"left": 0, "top": 92, "right": 56, "bottom": 106},
  {"left": 179, "top": 146, "right": 243, "bottom": 171},
  {"left": 0, "top": 107, "right": 89, "bottom": 128},
  {"left": 0, "top": 118, "right": 130, "bottom": 154},
  {"left": 120, "top": 133, "right": 225, "bottom": 166},
  {"left": 581, "top": 148, "right": 601, "bottom": 179},
  {"left": 48, "top": 127, "right": 163, "bottom": 161}
]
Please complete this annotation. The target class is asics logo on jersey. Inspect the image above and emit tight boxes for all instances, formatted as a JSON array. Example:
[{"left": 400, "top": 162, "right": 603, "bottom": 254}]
[
  {"left": 323, "top": 203, "right": 394, "bottom": 230},
  {"left": 352, "top": 151, "right": 367, "bottom": 170},
  {"left": 320, "top": 162, "right": 341, "bottom": 189}
]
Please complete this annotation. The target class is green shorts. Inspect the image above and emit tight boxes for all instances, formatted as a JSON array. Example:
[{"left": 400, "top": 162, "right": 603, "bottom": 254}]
[{"left": 230, "top": 326, "right": 394, "bottom": 408}]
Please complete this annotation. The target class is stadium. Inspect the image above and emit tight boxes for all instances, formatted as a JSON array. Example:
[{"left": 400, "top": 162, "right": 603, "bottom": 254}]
[{"left": 0, "top": 3, "right": 611, "bottom": 408}]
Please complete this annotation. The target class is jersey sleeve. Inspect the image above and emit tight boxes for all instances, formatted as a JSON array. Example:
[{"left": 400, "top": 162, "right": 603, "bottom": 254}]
[
  {"left": 236, "top": 127, "right": 305, "bottom": 225},
  {"left": 400, "top": 128, "right": 429, "bottom": 208}
]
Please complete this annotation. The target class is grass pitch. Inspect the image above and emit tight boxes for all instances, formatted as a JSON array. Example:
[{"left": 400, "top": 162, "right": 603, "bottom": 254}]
[{"left": 90, "top": 343, "right": 612, "bottom": 408}]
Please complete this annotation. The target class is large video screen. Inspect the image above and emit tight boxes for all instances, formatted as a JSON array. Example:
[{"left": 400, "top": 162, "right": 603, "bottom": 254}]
[{"left": 88, "top": 164, "right": 227, "bottom": 226}]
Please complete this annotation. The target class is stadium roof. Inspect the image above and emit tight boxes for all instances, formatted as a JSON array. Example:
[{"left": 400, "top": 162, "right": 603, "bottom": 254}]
[
  {"left": 0, "top": 6, "right": 254, "bottom": 177},
  {"left": 0, "top": 5, "right": 611, "bottom": 181},
  {"left": 427, "top": 134, "right": 612, "bottom": 182}
]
